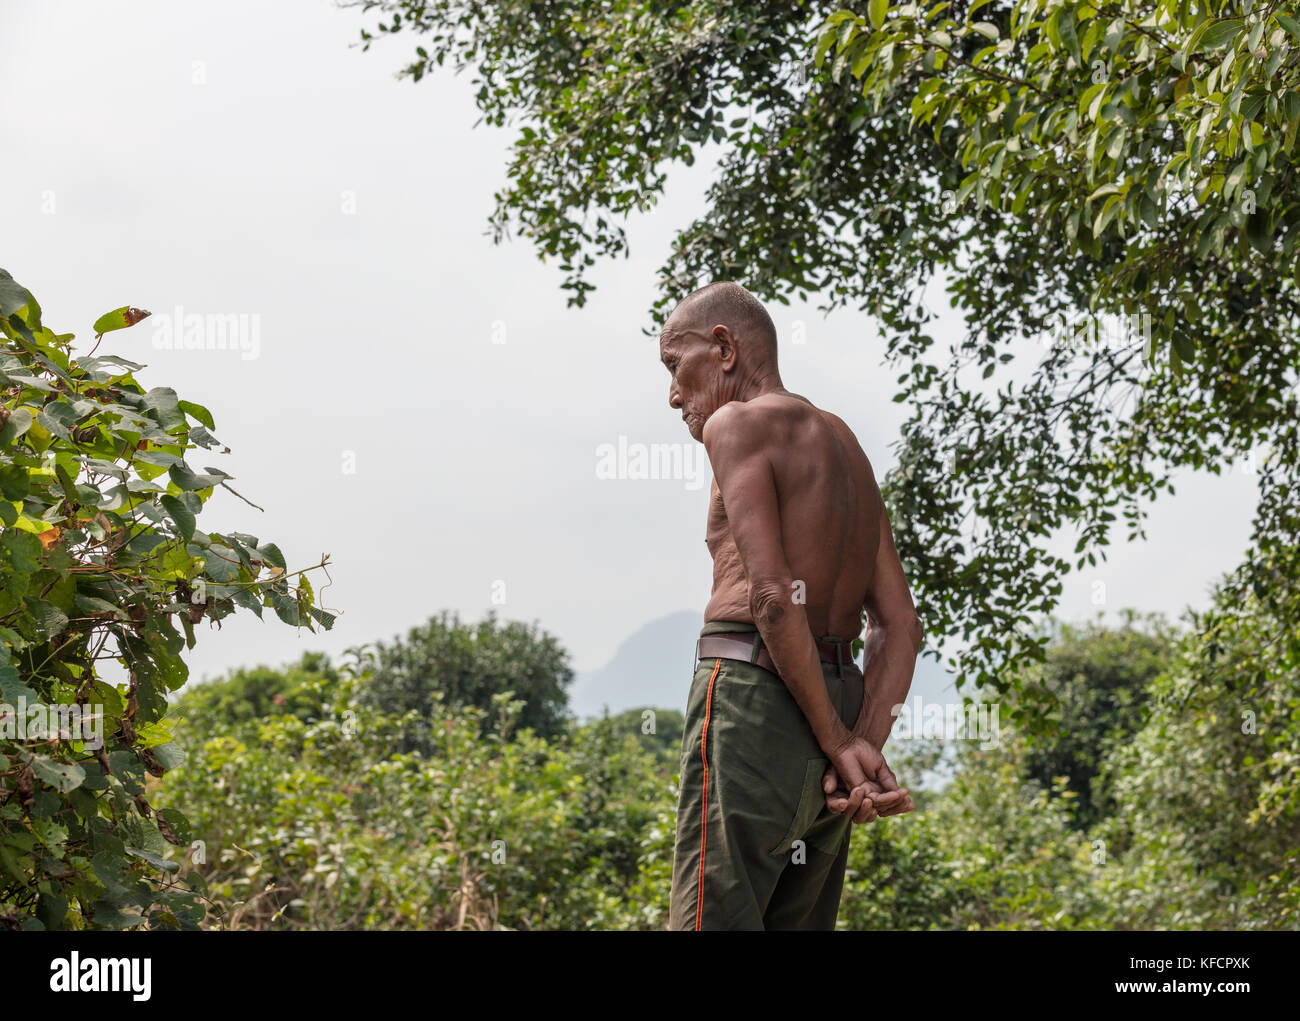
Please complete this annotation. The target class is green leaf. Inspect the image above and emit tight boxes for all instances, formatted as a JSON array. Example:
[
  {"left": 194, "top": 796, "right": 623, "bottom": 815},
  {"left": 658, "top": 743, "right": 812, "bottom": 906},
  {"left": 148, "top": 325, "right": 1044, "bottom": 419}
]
[
  {"left": 0, "top": 464, "right": 29, "bottom": 500},
  {"left": 92, "top": 306, "right": 151, "bottom": 337},
  {"left": 1247, "top": 212, "right": 1272, "bottom": 254},
  {"left": 152, "top": 741, "right": 185, "bottom": 771},
  {"left": 37, "top": 401, "right": 77, "bottom": 442},
  {"left": 1181, "top": 21, "right": 1211, "bottom": 62},
  {"left": 814, "top": 24, "right": 839, "bottom": 67},
  {"left": 0, "top": 269, "right": 37, "bottom": 319},
  {"left": 140, "top": 388, "right": 187, "bottom": 431},
  {"left": 1058, "top": 10, "right": 1079, "bottom": 59},
  {"left": 74, "top": 594, "right": 129, "bottom": 620},
  {"left": 1140, "top": 194, "right": 1159, "bottom": 229},
  {"left": 126, "top": 848, "right": 180, "bottom": 875},
  {"left": 1086, "top": 183, "right": 1121, "bottom": 204},
  {"left": 868, "top": 0, "right": 887, "bottom": 31},
  {"left": 36, "top": 893, "right": 67, "bottom": 931},
  {"left": 231, "top": 587, "right": 264, "bottom": 618},
  {"left": 87, "top": 901, "right": 143, "bottom": 929},
  {"left": 307, "top": 605, "right": 337, "bottom": 630},
  {"left": 256, "top": 542, "right": 286, "bottom": 570},
  {"left": 157, "top": 807, "right": 192, "bottom": 845},
  {"left": 1198, "top": 19, "right": 1244, "bottom": 52},
  {"left": 160, "top": 495, "right": 196, "bottom": 543},
  {"left": 77, "top": 353, "right": 145, "bottom": 373},
  {"left": 271, "top": 592, "right": 300, "bottom": 626},
  {"left": 0, "top": 845, "right": 26, "bottom": 885},
  {"left": 168, "top": 462, "right": 226, "bottom": 491},
  {"left": 0, "top": 407, "right": 34, "bottom": 445},
  {"left": 28, "top": 600, "right": 70, "bottom": 641},
  {"left": 1275, "top": 12, "right": 1300, "bottom": 42},
  {"left": 28, "top": 755, "right": 86, "bottom": 794},
  {"left": 135, "top": 449, "right": 183, "bottom": 468},
  {"left": 0, "top": 667, "right": 39, "bottom": 706},
  {"left": 1079, "top": 82, "right": 1106, "bottom": 120},
  {"left": 177, "top": 399, "right": 215, "bottom": 430},
  {"left": 202, "top": 544, "right": 241, "bottom": 582}
]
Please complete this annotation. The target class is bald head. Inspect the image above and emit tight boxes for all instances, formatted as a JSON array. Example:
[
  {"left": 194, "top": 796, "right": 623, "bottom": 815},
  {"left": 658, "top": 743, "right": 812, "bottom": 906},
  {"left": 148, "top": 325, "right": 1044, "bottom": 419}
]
[
  {"left": 668, "top": 281, "right": 779, "bottom": 367},
  {"left": 660, "top": 281, "right": 787, "bottom": 442}
]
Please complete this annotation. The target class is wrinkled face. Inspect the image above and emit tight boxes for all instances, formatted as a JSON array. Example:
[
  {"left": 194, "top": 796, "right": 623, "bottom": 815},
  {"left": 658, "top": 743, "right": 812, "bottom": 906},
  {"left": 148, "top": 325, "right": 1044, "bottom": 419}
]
[{"left": 659, "top": 317, "right": 727, "bottom": 443}]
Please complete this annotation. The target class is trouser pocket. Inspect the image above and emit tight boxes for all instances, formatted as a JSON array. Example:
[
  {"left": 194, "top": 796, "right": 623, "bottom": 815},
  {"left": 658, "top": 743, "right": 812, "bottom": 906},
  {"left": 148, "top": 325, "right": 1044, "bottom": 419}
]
[{"left": 766, "top": 756, "right": 828, "bottom": 856}]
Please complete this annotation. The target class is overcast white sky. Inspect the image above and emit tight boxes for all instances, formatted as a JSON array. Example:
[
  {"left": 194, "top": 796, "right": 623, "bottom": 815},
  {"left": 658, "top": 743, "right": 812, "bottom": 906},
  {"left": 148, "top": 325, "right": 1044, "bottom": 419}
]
[{"left": 2, "top": 0, "right": 1263, "bottom": 695}]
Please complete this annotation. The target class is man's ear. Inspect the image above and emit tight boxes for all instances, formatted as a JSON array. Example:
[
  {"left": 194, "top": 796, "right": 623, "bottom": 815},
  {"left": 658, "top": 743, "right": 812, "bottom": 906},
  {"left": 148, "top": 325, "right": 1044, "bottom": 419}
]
[{"left": 714, "top": 325, "right": 737, "bottom": 370}]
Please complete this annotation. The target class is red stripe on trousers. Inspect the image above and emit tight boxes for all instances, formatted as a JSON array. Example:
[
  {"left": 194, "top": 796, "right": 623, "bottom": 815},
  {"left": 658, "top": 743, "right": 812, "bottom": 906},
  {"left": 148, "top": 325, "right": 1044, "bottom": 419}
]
[{"left": 696, "top": 657, "right": 722, "bottom": 931}]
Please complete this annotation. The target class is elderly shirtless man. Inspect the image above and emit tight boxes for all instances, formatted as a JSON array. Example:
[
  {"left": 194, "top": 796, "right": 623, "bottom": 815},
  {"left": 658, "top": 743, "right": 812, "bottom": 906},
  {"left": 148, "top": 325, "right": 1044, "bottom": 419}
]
[{"left": 661, "top": 282, "right": 924, "bottom": 931}]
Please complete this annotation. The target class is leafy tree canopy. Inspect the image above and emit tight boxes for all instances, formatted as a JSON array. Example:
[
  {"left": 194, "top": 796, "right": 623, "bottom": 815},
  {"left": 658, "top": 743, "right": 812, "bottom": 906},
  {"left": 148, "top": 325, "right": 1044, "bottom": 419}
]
[
  {"left": 360, "top": 610, "right": 574, "bottom": 746},
  {"left": 1014, "top": 609, "right": 1179, "bottom": 827}
]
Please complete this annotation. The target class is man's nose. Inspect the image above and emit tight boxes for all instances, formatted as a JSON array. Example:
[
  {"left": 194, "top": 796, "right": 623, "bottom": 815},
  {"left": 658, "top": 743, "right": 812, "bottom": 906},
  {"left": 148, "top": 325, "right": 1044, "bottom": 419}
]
[{"left": 669, "top": 386, "right": 683, "bottom": 410}]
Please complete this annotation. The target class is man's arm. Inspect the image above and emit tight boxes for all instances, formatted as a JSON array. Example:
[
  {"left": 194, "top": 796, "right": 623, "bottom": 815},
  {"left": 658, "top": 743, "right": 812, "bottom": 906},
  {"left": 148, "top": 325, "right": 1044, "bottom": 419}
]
[
  {"left": 821, "top": 491, "right": 923, "bottom": 820},
  {"left": 854, "top": 490, "right": 925, "bottom": 752},
  {"left": 702, "top": 405, "right": 892, "bottom": 821}
]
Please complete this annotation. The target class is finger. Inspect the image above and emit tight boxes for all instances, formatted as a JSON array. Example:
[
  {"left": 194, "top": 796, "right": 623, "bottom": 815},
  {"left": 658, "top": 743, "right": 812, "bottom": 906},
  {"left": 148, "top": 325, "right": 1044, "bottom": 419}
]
[
  {"left": 822, "top": 764, "right": 840, "bottom": 795},
  {"left": 879, "top": 793, "right": 915, "bottom": 817},
  {"left": 826, "top": 780, "right": 854, "bottom": 814},
  {"left": 851, "top": 787, "right": 877, "bottom": 824},
  {"left": 842, "top": 785, "right": 866, "bottom": 820},
  {"left": 834, "top": 748, "right": 869, "bottom": 791},
  {"left": 872, "top": 760, "right": 900, "bottom": 792},
  {"left": 839, "top": 761, "right": 867, "bottom": 791}
]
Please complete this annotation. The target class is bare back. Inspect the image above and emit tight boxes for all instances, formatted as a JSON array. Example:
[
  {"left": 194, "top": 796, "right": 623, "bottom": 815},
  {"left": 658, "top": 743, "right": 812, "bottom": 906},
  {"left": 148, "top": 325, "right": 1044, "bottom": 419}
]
[{"left": 703, "top": 393, "right": 883, "bottom": 641}]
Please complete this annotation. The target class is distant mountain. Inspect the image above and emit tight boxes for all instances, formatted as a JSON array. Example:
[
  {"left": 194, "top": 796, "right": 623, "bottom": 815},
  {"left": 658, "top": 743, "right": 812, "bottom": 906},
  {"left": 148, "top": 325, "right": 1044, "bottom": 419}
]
[{"left": 570, "top": 610, "right": 706, "bottom": 718}]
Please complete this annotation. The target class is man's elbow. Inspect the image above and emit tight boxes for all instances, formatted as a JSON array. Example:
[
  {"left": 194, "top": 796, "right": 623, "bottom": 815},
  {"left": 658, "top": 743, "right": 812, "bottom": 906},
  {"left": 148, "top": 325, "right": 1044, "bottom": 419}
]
[
  {"left": 877, "top": 610, "right": 924, "bottom": 651},
  {"left": 748, "top": 578, "right": 798, "bottom": 632}
]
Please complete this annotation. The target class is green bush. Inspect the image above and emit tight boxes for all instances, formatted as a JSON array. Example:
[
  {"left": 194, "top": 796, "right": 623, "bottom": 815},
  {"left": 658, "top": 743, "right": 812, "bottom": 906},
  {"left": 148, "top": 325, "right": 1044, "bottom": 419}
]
[
  {"left": 156, "top": 598, "right": 1299, "bottom": 930},
  {"left": 159, "top": 665, "right": 677, "bottom": 929},
  {"left": 0, "top": 269, "right": 331, "bottom": 930}
]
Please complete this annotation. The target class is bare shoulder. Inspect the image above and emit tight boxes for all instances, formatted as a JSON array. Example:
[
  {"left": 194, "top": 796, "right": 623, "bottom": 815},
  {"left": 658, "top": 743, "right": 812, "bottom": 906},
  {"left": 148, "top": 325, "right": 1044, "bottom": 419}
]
[
  {"left": 746, "top": 391, "right": 825, "bottom": 429},
  {"left": 701, "top": 398, "right": 785, "bottom": 449}
]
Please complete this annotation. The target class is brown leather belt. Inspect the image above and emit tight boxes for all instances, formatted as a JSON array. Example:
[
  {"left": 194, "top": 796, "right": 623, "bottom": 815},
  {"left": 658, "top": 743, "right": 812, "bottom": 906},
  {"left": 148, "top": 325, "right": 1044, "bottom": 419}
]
[{"left": 696, "top": 632, "right": 852, "bottom": 677}]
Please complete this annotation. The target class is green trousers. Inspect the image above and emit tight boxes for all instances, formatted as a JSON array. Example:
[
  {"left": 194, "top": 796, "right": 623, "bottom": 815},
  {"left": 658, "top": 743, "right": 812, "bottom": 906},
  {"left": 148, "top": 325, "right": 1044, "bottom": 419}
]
[{"left": 668, "top": 621, "right": 865, "bottom": 931}]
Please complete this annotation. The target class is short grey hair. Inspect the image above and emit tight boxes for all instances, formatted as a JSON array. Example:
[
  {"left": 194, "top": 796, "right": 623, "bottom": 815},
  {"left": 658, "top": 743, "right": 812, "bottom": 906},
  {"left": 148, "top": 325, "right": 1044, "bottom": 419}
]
[{"left": 671, "top": 281, "right": 778, "bottom": 364}]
